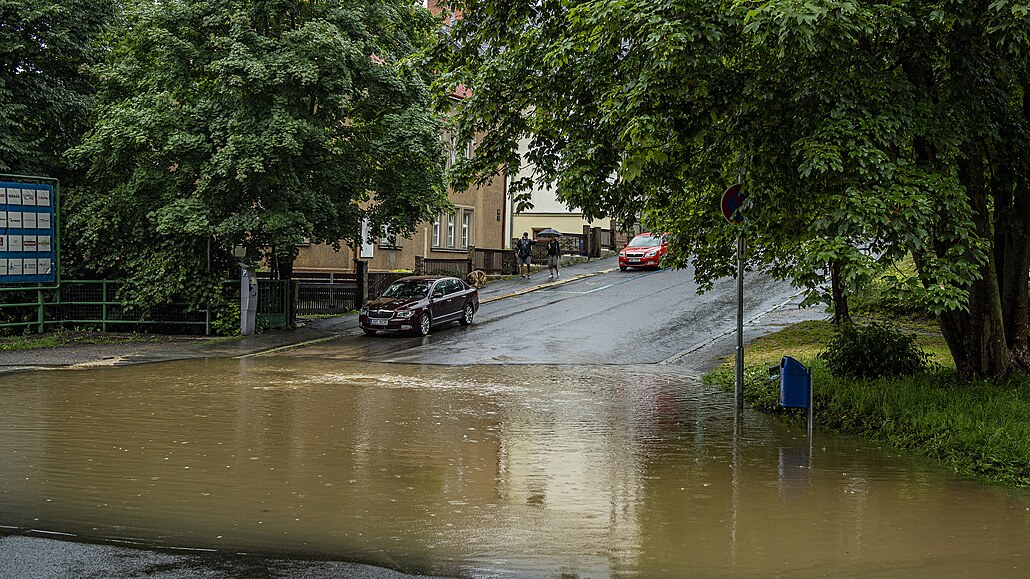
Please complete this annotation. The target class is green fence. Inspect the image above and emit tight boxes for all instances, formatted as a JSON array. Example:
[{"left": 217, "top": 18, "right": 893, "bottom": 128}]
[{"left": 0, "top": 279, "right": 293, "bottom": 335}]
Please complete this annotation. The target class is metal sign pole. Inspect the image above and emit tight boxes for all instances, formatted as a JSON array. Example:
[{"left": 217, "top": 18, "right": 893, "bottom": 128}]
[
  {"left": 735, "top": 233, "right": 745, "bottom": 411},
  {"left": 807, "top": 367, "right": 814, "bottom": 438}
]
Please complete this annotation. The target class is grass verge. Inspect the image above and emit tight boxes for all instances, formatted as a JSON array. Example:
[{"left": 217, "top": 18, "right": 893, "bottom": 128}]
[
  {"left": 0, "top": 329, "right": 184, "bottom": 351},
  {"left": 704, "top": 318, "right": 1030, "bottom": 487}
]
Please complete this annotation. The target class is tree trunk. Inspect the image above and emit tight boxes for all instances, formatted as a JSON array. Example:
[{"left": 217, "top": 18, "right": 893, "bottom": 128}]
[
  {"left": 829, "top": 260, "right": 851, "bottom": 324},
  {"left": 939, "top": 141, "right": 1010, "bottom": 378},
  {"left": 993, "top": 148, "right": 1030, "bottom": 371}
]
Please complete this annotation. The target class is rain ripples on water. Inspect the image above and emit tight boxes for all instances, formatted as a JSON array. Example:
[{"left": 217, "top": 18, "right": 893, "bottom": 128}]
[{"left": 1, "top": 359, "right": 1028, "bottom": 577}]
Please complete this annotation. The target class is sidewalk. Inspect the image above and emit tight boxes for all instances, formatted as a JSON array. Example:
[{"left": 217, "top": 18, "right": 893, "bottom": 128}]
[{"left": 476, "top": 255, "right": 617, "bottom": 304}]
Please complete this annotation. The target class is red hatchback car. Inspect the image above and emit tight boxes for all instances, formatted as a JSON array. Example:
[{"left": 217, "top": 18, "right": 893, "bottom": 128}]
[
  {"left": 618, "top": 232, "right": 670, "bottom": 270},
  {"left": 359, "top": 275, "right": 479, "bottom": 336}
]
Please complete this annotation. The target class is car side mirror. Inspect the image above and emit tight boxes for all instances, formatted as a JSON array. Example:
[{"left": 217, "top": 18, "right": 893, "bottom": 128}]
[{"left": 432, "top": 289, "right": 445, "bottom": 299}]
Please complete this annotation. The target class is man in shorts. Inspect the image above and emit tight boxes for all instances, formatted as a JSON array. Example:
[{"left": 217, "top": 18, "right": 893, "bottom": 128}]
[{"left": 514, "top": 232, "right": 534, "bottom": 279}]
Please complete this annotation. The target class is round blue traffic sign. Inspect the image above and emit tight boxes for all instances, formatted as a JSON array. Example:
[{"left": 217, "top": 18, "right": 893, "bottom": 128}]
[{"left": 721, "top": 183, "right": 748, "bottom": 225}]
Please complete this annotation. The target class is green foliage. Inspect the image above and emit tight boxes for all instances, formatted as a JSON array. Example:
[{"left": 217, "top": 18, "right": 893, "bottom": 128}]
[
  {"left": 67, "top": 0, "right": 449, "bottom": 309},
  {"left": 819, "top": 322, "right": 932, "bottom": 379},
  {"left": 211, "top": 301, "right": 241, "bottom": 337},
  {"left": 0, "top": 0, "right": 115, "bottom": 178},
  {"left": 431, "top": 0, "right": 1030, "bottom": 376},
  {"left": 848, "top": 256, "right": 932, "bottom": 319}
]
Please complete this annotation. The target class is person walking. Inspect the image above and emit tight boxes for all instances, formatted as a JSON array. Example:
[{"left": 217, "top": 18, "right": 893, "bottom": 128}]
[
  {"left": 546, "top": 236, "right": 561, "bottom": 279},
  {"left": 514, "top": 232, "right": 534, "bottom": 279}
]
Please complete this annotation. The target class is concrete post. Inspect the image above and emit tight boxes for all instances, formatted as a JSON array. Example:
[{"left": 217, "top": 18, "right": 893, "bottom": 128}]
[{"left": 356, "top": 259, "right": 368, "bottom": 308}]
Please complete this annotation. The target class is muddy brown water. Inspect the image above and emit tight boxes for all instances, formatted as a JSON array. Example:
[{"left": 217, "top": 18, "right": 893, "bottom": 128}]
[{"left": 1, "top": 359, "right": 1028, "bottom": 577}]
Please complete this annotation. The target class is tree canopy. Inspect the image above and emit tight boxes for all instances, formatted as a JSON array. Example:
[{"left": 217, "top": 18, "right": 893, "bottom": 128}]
[
  {"left": 0, "top": 0, "right": 114, "bottom": 178},
  {"left": 432, "top": 0, "right": 1030, "bottom": 378},
  {"left": 68, "top": 0, "right": 449, "bottom": 307}
]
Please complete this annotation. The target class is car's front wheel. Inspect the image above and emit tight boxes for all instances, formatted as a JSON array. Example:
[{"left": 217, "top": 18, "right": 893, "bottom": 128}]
[
  {"left": 362, "top": 328, "right": 376, "bottom": 336},
  {"left": 416, "top": 313, "right": 431, "bottom": 336},
  {"left": 459, "top": 303, "right": 475, "bottom": 326},
  {"left": 619, "top": 265, "right": 627, "bottom": 271}
]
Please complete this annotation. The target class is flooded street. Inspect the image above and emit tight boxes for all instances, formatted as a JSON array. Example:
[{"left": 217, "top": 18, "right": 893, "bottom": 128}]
[{"left": 2, "top": 358, "right": 1028, "bottom": 577}]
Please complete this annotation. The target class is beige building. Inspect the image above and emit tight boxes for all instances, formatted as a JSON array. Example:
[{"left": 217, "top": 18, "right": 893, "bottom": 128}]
[
  {"left": 508, "top": 136, "right": 611, "bottom": 246},
  {"left": 293, "top": 130, "right": 508, "bottom": 275}
]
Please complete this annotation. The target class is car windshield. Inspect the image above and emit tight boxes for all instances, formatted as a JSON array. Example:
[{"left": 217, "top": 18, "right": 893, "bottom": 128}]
[
  {"left": 628, "top": 235, "right": 660, "bottom": 247},
  {"left": 381, "top": 280, "right": 431, "bottom": 299}
]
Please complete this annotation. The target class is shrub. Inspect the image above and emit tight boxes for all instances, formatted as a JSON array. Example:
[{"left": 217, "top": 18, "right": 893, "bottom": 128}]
[
  {"left": 818, "top": 322, "right": 931, "bottom": 379},
  {"left": 211, "top": 302, "right": 241, "bottom": 336}
]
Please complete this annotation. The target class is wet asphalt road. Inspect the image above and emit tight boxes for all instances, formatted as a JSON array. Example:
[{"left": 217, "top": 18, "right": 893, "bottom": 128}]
[
  {"left": 286, "top": 260, "right": 814, "bottom": 369},
  {"left": 0, "top": 257, "right": 821, "bottom": 577}
]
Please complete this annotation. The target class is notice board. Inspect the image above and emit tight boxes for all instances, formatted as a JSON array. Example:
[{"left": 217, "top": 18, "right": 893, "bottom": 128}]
[{"left": 1, "top": 182, "right": 56, "bottom": 284}]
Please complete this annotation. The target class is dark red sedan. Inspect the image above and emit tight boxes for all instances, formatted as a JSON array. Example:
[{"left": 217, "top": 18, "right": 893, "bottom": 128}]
[{"left": 359, "top": 275, "right": 479, "bottom": 336}]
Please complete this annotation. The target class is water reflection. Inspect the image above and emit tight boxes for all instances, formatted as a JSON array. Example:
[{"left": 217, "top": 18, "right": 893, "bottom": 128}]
[{"left": 0, "top": 360, "right": 1028, "bottom": 577}]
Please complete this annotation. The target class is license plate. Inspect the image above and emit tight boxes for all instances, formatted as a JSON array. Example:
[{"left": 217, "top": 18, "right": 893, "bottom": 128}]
[
  {"left": 628, "top": 258, "right": 641, "bottom": 263},
  {"left": 370, "top": 319, "right": 389, "bottom": 326}
]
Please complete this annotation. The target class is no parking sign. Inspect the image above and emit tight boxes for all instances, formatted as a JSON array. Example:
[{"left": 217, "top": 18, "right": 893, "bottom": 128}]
[{"left": 721, "top": 183, "right": 748, "bottom": 225}]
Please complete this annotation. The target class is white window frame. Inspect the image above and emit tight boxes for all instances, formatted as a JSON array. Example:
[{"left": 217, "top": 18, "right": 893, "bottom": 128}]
[
  {"left": 461, "top": 210, "right": 472, "bottom": 248},
  {"left": 379, "top": 226, "right": 402, "bottom": 249},
  {"left": 446, "top": 213, "right": 456, "bottom": 248}
]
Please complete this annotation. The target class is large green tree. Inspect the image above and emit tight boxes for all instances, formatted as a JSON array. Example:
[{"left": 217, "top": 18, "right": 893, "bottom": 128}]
[
  {"left": 432, "top": 0, "right": 1030, "bottom": 379},
  {"left": 0, "top": 0, "right": 114, "bottom": 177},
  {"left": 69, "top": 0, "right": 448, "bottom": 307}
]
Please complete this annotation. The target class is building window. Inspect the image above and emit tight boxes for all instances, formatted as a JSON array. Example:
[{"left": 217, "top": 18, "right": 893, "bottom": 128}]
[
  {"left": 462, "top": 211, "right": 471, "bottom": 248},
  {"left": 379, "top": 226, "right": 403, "bottom": 249},
  {"left": 446, "top": 131, "right": 473, "bottom": 167},
  {"left": 431, "top": 207, "right": 474, "bottom": 250}
]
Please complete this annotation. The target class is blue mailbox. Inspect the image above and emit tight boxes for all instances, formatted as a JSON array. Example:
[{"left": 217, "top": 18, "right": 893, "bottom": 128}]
[{"left": 780, "top": 356, "right": 811, "bottom": 408}]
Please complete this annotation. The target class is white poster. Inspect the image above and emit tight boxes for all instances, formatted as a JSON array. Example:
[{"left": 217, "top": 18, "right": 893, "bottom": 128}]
[
  {"left": 37, "top": 236, "right": 51, "bottom": 253},
  {"left": 7, "top": 188, "right": 20, "bottom": 205},
  {"left": 9, "top": 259, "right": 22, "bottom": 275},
  {"left": 38, "top": 258, "right": 51, "bottom": 274},
  {"left": 0, "top": 235, "right": 5, "bottom": 251},
  {"left": 23, "top": 211, "right": 37, "bottom": 229},
  {"left": 21, "top": 189, "right": 35, "bottom": 206},
  {"left": 7, "top": 212, "right": 21, "bottom": 228},
  {"left": 8, "top": 235, "right": 22, "bottom": 252},
  {"left": 23, "top": 259, "right": 37, "bottom": 275},
  {"left": 0, "top": 187, "right": 6, "bottom": 204},
  {"left": 0, "top": 211, "right": 6, "bottom": 229},
  {"left": 36, "top": 188, "right": 51, "bottom": 207},
  {"left": 38, "top": 212, "right": 51, "bottom": 230},
  {"left": 0, "top": 259, "right": 6, "bottom": 275},
  {"left": 23, "top": 236, "right": 37, "bottom": 252}
]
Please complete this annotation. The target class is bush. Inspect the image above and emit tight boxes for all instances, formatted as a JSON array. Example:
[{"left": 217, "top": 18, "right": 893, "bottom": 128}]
[
  {"left": 818, "top": 322, "right": 931, "bottom": 379},
  {"left": 211, "top": 302, "right": 241, "bottom": 336}
]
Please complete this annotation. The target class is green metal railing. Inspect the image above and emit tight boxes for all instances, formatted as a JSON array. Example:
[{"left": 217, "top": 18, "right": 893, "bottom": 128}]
[{"left": 0, "top": 279, "right": 293, "bottom": 335}]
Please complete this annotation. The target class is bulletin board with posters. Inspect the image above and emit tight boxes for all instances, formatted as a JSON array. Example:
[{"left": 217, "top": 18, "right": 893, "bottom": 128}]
[{"left": 1, "top": 179, "right": 58, "bottom": 285}]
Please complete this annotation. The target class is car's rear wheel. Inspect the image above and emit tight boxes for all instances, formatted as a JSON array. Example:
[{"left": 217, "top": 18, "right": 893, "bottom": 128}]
[
  {"left": 362, "top": 328, "right": 376, "bottom": 336},
  {"left": 459, "top": 303, "right": 475, "bottom": 326},
  {"left": 417, "top": 313, "right": 431, "bottom": 336}
]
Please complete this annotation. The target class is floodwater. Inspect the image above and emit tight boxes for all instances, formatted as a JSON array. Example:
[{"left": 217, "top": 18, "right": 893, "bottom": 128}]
[{"left": 1, "top": 360, "right": 1028, "bottom": 578}]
